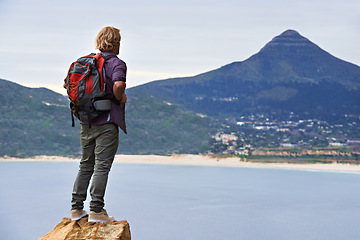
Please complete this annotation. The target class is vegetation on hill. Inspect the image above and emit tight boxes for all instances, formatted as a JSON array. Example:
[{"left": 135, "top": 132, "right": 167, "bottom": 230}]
[
  {"left": 119, "top": 93, "right": 210, "bottom": 155},
  {"left": 0, "top": 79, "right": 210, "bottom": 157},
  {"left": 0, "top": 79, "right": 79, "bottom": 157}
]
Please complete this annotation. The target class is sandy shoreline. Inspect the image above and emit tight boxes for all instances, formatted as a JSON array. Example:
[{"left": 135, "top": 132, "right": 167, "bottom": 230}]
[{"left": 1, "top": 154, "right": 360, "bottom": 173}]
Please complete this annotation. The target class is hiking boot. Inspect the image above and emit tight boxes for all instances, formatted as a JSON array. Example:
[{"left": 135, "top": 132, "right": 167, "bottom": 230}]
[
  {"left": 88, "top": 209, "right": 115, "bottom": 223},
  {"left": 71, "top": 209, "right": 88, "bottom": 221}
]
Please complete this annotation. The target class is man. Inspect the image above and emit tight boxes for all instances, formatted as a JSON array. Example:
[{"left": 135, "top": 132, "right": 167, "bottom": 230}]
[{"left": 67, "top": 26, "right": 127, "bottom": 223}]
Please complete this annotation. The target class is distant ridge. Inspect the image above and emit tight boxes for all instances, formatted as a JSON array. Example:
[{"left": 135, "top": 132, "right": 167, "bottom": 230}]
[{"left": 130, "top": 29, "right": 360, "bottom": 118}]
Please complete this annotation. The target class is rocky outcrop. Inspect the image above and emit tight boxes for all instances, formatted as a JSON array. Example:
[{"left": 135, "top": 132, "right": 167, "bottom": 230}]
[{"left": 38, "top": 217, "right": 131, "bottom": 240}]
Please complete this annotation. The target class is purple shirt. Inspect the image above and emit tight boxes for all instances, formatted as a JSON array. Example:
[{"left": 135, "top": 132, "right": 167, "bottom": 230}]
[{"left": 86, "top": 51, "right": 127, "bottom": 134}]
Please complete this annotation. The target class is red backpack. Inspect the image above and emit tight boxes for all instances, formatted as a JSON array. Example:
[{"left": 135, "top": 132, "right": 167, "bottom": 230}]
[{"left": 64, "top": 53, "right": 114, "bottom": 128}]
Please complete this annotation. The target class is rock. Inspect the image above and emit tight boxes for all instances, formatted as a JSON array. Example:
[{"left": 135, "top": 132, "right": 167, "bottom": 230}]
[{"left": 38, "top": 217, "right": 131, "bottom": 240}]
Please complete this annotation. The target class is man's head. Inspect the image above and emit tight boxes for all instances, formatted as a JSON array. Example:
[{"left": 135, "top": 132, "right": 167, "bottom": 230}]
[{"left": 95, "top": 26, "right": 121, "bottom": 54}]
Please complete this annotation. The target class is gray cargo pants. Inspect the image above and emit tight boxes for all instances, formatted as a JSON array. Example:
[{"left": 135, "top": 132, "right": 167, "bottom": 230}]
[{"left": 71, "top": 123, "right": 119, "bottom": 212}]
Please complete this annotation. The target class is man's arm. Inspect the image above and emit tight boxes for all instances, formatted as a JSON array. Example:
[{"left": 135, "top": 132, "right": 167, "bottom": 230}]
[{"left": 113, "top": 81, "right": 127, "bottom": 104}]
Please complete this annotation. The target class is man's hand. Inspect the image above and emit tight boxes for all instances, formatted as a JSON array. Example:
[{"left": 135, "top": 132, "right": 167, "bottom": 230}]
[{"left": 120, "top": 93, "right": 127, "bottom": 104}]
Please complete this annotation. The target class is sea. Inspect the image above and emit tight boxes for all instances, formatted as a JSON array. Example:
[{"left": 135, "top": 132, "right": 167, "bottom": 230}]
[{"left": 1, "top": 161, "right": 360, "bottom": 240}]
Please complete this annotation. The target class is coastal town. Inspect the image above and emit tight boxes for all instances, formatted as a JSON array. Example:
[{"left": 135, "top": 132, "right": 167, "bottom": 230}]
[{"left": 209, "top": 113, "right": 360, "bottom": 160}]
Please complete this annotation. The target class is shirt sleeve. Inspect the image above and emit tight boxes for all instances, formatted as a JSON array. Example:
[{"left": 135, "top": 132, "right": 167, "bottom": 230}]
[{"left": 112, "top": 59, "right": 127, "bottom": 82}]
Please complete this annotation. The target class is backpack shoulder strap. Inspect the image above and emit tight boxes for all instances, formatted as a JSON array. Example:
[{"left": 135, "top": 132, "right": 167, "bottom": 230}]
[{"left": 92, "top": 53, "right": 115, "bottom": 68}]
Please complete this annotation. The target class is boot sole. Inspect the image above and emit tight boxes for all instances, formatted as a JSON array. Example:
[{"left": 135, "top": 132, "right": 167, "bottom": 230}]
[
  {"left": 88, "top": 218, "right": 115, "bottom": 223},
  {"left": 71, "top": 213, "right": 88, "bottom": 221}
]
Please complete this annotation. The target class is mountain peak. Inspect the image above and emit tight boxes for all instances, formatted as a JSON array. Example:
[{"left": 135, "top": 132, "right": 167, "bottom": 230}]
[
  {"left": 279, "top": 29, "right": 302, "bottom": 36},
  {"left": 261, "top": 29, "right": 317, "bottom": 50}
]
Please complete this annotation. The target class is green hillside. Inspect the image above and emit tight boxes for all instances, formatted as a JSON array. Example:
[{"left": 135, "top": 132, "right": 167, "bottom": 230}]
[
  {"left": 0, "top": 79, "right": 79, "bottom": 156},
  {"left": 119, "top": 93, "right": 210, "bottom": 154},
  {"left": 0, "top": 79, "right": 211, "bottom": 157}
]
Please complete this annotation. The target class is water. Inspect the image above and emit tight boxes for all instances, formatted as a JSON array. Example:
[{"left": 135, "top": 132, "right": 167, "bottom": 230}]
[{"left": 1, "top": 161, "right": 360, "bottom": 240}]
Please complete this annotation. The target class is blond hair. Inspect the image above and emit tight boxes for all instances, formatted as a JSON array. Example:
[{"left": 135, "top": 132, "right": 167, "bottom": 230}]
[{"left": 95, "top": 26, "right": 121, "bottom": 52}]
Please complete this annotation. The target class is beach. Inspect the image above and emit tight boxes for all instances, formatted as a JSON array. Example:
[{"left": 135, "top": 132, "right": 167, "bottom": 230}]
[{"left": 1, "top": 154, "right": 360, "bottom": 173}]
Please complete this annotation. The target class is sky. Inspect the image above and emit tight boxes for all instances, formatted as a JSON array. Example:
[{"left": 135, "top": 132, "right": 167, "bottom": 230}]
[{"left": 0, "top": 0, "right": 359, "bottom": 95}]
